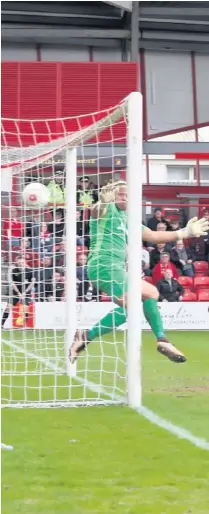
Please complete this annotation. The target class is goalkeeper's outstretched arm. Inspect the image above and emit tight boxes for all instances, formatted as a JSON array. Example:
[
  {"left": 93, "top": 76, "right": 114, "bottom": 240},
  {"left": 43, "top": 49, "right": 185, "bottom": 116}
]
[{"left": 143, "top": 217, "right": 209, "bottom": 244}]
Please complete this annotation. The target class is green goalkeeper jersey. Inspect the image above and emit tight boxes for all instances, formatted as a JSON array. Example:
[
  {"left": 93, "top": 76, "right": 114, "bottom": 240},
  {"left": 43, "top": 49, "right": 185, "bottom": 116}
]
[{"left": 88, "top": 202, "right": 128, "bottom": 266}]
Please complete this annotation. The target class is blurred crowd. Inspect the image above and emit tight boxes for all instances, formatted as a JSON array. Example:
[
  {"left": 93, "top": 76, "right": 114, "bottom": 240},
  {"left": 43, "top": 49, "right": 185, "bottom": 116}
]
[
  {"left": 2, "top": 172, "right": 98, "bottom": 306},
  {"left": 2, "top": 171, "right": 209, "bottom": 308}
]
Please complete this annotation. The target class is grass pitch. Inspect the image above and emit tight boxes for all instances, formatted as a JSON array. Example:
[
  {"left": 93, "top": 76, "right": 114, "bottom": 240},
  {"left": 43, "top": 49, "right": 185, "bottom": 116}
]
[{"left": 2, "top": 330, "right": 209, "bottom": 514}]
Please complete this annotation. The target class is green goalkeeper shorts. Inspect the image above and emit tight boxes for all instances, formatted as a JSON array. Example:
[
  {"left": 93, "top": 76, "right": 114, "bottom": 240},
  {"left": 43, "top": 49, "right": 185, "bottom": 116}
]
[{"left": 88, "top": 261, "right": 127, "bottom": 302}]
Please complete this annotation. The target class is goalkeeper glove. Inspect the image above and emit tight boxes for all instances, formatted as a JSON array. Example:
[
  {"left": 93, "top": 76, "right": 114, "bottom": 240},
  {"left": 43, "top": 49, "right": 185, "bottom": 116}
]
[
  {"left": 99, "top": 181, "right": 126, "bottom": 205},
  {"left": 177, "top": 217, "right": 209, "bottom": 239},
  {"left": 99, "top": 183, "right": 115, "bottom": 204}
]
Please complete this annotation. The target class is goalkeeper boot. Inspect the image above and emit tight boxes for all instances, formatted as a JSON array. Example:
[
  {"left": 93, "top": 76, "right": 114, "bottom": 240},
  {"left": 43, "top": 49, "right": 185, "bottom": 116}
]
[
  {"left": 69, "top": 330, "right": 89, "bottom": 364},
  {"left": 157, "top": 338, "right": 186, "bottom": 363}
]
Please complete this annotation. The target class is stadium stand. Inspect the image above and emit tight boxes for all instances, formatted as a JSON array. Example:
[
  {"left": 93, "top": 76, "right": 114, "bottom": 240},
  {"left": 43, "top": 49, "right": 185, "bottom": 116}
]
[
  {"left": 197, "top": 290, "right": 209, "bottom": 301},
  {"left": 182, "top": 291, "right": 197, "bottom": 302},
  {"left": 2, "top": 197, "right": 209, "bottom": 305},
  {"left": 193, "top": 261, "right": 209, "bottom": 276}
]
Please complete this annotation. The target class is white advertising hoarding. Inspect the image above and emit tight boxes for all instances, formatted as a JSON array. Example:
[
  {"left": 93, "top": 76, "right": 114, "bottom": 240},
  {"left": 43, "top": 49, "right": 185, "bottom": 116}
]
[{"left": 3, "top": 302, "right": 209, "bottom": 331}]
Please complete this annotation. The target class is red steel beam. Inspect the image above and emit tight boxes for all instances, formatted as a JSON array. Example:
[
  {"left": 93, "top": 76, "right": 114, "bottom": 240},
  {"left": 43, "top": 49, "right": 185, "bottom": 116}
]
[
  {"left": 142, "top": 203, "right": 209, "bottom": 207},
  {"left": 175, "top": 153, "right": 209, "bottom": 160}
]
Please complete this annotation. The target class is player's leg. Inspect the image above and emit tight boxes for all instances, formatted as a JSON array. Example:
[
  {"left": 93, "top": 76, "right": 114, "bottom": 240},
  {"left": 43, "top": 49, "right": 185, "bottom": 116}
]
[
  {"left": 69, "top": 270, "right": 186, "bottom": 364},
  {"left": 69, "top": 266, "right": 127, "bottom": 362},
  {"left": 117, "top": 282, "right": 186, "bottom": 363},
  {"left": 70, "top": 271, "right": 170, "bottom": 360},
  {"left": 142, "top": 281, "right": 165, "bottom": 339},
  {"left": 142, "top": 280, "right": 186, "bottom": 363}
]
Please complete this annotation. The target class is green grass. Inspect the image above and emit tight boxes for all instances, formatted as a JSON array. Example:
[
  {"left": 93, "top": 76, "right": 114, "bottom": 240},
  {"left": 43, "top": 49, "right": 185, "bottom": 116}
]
[{"left": 2, "top": 330, "right": 209, "bottom": 513}]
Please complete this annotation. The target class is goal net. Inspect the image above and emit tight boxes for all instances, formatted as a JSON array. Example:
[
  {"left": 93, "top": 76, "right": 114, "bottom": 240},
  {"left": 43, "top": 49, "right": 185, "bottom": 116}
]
[{"left": 1, "top": 92, "right": 142, "bottom": 408}]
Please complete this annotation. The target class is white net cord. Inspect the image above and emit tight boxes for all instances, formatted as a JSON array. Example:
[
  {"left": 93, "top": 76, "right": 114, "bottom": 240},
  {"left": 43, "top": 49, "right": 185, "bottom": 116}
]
[{"left": 1, "top": 93, "right": 142, "bottom": 408}]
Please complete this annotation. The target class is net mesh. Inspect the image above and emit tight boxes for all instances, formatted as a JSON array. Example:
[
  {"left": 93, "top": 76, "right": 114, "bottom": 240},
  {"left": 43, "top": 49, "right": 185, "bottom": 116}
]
[{"left": 1, "top": 100, "right": 129, "bottom": 407}]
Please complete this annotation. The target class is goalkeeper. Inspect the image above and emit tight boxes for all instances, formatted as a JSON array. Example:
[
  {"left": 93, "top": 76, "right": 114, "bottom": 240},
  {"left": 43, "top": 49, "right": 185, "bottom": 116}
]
[{"left": 69, "top": 181, "right": 209, "bottom": 364}]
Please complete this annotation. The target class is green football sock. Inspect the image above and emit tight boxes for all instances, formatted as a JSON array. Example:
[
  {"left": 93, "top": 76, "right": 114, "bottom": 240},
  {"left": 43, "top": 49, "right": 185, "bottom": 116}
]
[
  {"left": 143, "top": 298, "right": 165, "bottom": 340},
  {"left": 88, "top": 306, "right": 127, "bottom": 341}
]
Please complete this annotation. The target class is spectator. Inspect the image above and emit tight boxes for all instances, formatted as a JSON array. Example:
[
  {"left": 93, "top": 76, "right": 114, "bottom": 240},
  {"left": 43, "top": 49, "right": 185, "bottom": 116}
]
[
  {"left": 76, "top": 253, "right": 97, "bottom": 301},
  {"left": 76, "top": 253, "right": 89, "bottom": 300},
  {"left": 171, "top": 240, "right": 194, "bottom": 277},
  {"left": 145, "top": 221, "right": 175, "bottom": 253},
  {"left": 142, "top": 247, "right": 152, "bottom": 276},
  {"left": 47, "top": 269, "right": 65, "bottom": 302},
  {"left": 188, "top": 236, "right": 207, "bottom": 262},
  {"left": 48, "top": 209, "right": 65, "bottom": 244},
  {"left": 3, "top": 207, "right": 24, "bottom": 250},
  {"left": 156, "top": 222, "right": 174, "bottom": 251},
  {"left": 39, "top": 222, "right": 53, "bottom": 256},
  {"left": 170, "top": 221, "right": 180, "bottom": 231},
  {"left": 77, "top": 176, "right": 98, "bottom": 203},
  {"left": 156, "top": 269, "right": 184, "bottom": 302},
  {"left": 55, "top": 236, "right": 66, "bottom": 268},
  {"left": 152, "top": 252, "right": 179, "bottom": 285},
  {"left": 203, "top": 208, "right": 209, "bottom": 261},
  {"left": 35, "top": 256, "right": 53, "bottom": 301},
  {"left": 84, "top": 282, "right": 98, "bottom": 302},
  {"left": 47, "top": 170, "right": 66, "bottom": 210},
  {"left": 1, "top": 256, "right": 35, "bottom": 328},
  {"left": 150, "top": 243, "right": 171, "bottom": 269},
  {"left": 12, "top": 237, "right": 40, "bottom": 269},
  {"left": 147, "top": 207, "right": 172, "bottom": 231},
  {"left": 26, "top": 212, "right": 41, "bottom": 252},
  {"left": 76, "top": 210, "right": 86, "bottom": 246},
  {"left": 156, "top": 222, "right": 167, "bottom": 232},
  {"left": 76, "top": 175, "right": 98, "bottom": 247}
]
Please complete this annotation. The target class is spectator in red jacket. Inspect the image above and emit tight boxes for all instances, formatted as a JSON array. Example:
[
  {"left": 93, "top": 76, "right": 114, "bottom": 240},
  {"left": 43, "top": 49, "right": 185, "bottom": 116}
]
[
  {"left": 150, "top": 243, "right": 172, "bottom": 269},
  {"left": 152, "top": 252, "right": 179, "bottom": 285},
  {"left": 3, "top": 207, "right": 24, "bottom": 249}
]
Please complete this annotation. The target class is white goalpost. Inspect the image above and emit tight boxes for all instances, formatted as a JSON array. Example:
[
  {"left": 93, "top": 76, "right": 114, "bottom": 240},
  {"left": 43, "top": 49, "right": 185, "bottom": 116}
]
[{"left": 1, "top": 92, "right": 143, "bottom": 409}]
